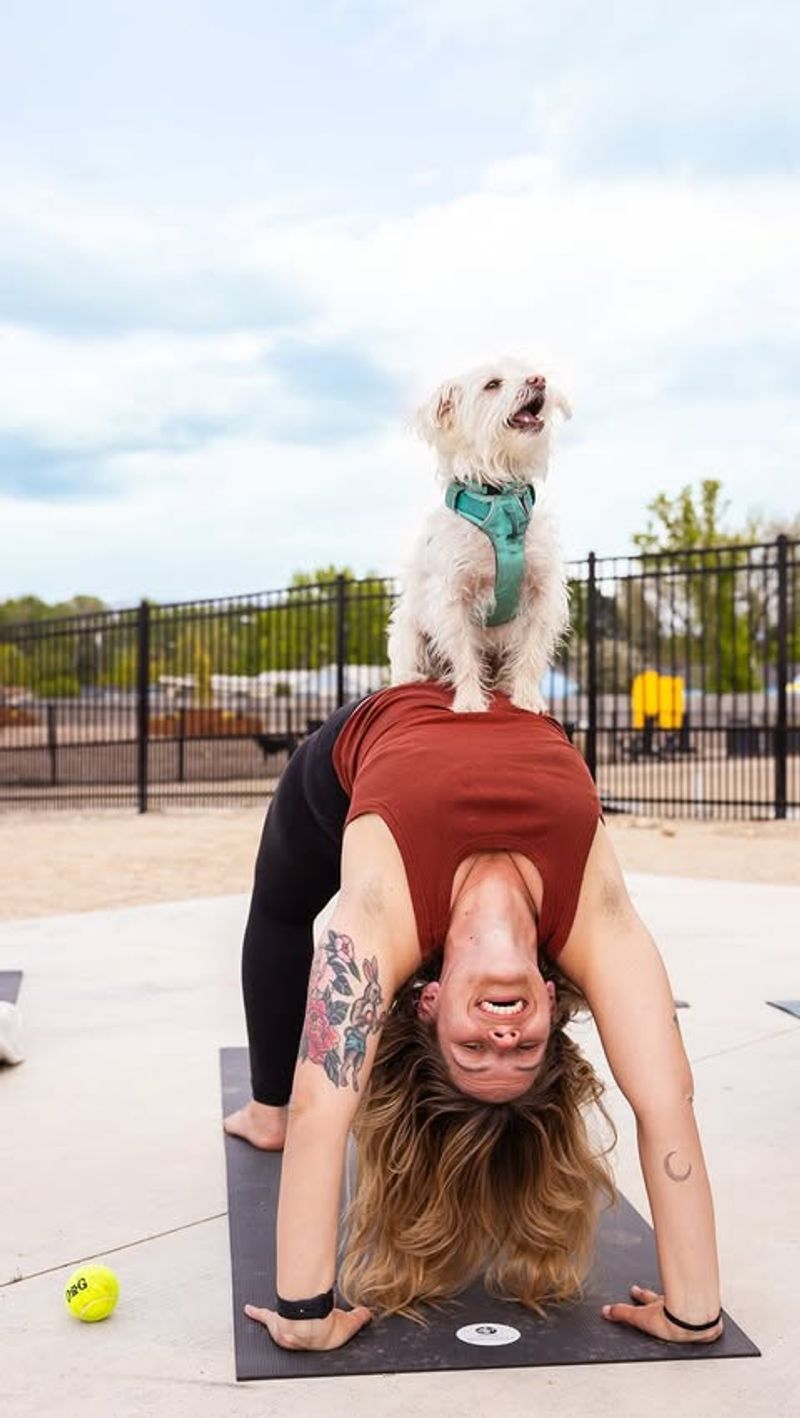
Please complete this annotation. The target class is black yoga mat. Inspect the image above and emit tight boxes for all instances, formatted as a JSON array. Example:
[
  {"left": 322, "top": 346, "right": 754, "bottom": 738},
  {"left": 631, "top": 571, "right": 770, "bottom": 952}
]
[
  {"left": 0, "top": 971, "right": 22, "bottom": 1004},
  {"left": 220, "top": 1046, "right": 759, "bottom": 1381},
  {"left": 767, "top": 1000, "right": 800, "bottom": 1020}
]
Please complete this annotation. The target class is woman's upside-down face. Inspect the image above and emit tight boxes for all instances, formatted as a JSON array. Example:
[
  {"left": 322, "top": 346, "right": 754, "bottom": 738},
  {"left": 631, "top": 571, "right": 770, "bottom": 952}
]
[{"left": 417, "top": 890, "right": 556, "bottom": 1102}]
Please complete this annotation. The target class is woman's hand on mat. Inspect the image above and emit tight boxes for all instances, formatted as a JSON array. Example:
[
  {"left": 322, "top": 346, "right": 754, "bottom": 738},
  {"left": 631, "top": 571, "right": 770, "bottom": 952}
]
[
  {"left": 602, "top": 1286, "right": 724, "bottom": 1343},
  {"left": 244, "top": 1302, "right": 372, "bottom": 1350}
]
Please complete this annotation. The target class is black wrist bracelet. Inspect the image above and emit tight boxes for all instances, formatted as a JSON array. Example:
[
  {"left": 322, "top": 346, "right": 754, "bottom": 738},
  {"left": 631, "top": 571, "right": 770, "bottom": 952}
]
[
  {"left": 663, "top": 1305, "right": 722, "bottom": 1332},
  {"left": 276, "top": 1288, "right": 334, "bottom": 1321}
]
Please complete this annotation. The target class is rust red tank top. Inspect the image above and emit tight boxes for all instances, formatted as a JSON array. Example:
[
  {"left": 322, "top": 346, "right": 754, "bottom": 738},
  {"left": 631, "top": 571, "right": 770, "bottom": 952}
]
[{"left": 332, "top": 683, "right": 601, "bottom": 960}]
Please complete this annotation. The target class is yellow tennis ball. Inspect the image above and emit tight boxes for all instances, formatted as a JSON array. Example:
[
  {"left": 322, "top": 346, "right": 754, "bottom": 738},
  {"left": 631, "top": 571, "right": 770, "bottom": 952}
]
[{"left": 64, "top": 1264, "right": 120, "bottom": 1323}]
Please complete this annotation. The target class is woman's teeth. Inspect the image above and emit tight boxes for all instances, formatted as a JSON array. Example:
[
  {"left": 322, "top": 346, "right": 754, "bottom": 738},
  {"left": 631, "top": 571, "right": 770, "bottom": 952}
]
[{"left": 479, "top": 999, "right": 525, "bottom": 1016}]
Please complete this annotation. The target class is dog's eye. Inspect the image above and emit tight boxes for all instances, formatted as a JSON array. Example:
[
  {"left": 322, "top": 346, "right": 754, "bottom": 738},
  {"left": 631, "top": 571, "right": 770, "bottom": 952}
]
[{"left": 484, "top": 378, "right": 502, "bottom": 391}]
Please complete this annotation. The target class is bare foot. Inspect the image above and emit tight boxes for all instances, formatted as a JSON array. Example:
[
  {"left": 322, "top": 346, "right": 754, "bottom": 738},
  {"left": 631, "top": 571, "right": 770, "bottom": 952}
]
[{"left": 223, "top": 1099, "right": 288, "bottom": 1150}]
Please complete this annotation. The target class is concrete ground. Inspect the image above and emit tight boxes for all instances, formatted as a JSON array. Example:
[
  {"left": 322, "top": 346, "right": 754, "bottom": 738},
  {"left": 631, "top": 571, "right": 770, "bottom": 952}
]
[{"left": 1, "top": 876, "right": 798, "bottom": 1418}]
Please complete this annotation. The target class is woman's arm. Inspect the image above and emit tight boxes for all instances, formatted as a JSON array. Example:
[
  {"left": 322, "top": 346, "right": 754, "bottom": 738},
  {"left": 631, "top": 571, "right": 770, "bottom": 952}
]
[
  {"left": 559, "top": 826, "right": 723, "bottom": 1343},
  {"left": 246, "top": 816, "right": 420, "bottom": 1351}
]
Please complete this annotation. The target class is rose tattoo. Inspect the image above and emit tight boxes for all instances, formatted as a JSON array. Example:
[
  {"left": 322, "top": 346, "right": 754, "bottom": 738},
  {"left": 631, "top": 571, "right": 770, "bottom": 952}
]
[{"left": 299, "top": 930, "right": 386, "bottom": 1091}]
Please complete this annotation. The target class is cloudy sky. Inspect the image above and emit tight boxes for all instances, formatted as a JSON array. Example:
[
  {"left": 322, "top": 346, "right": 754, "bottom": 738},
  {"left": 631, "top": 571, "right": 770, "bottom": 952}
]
[{"left": 1, "top": 0, "right": 797, "bottom": 604}]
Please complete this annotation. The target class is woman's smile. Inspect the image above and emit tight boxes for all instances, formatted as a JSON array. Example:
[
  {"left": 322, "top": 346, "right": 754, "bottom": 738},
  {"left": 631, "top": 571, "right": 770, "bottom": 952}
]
[{"left": 476, "top": 997, "right": 527, "bottom": 1017}]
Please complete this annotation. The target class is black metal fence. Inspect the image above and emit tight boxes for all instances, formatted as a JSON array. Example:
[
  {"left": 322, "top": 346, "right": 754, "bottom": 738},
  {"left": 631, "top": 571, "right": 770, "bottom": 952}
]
[{"left": 1, "top": 540, "right": 797, "bottom": 818}]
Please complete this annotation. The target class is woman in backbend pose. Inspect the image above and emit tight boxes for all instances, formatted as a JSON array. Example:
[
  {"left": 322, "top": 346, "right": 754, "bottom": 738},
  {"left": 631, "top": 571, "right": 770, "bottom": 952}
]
[{"left": 224, "top": 682, "right": 723, "bottom": 1351}]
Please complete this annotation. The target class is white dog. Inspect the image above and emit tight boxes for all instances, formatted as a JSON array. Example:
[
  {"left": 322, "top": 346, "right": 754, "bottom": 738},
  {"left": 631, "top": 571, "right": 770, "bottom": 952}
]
[{"left": 388, "top": 357, "right": 571, "bottom": 713}]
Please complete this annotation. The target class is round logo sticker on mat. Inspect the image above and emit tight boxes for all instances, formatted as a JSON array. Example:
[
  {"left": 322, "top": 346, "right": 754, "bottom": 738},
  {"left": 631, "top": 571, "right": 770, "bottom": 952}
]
[{"left": 456, "top": 1322, "right": 521, "bottom": 1347}]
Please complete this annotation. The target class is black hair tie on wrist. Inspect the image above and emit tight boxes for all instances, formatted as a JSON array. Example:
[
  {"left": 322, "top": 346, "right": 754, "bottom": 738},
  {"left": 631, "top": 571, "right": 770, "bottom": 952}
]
[
  {"left": 276, "top": 1288, "right": 334, "bottom": 1321},
  {"left": 663, "top": 1305, "right": 722, "bottom": 1332}
]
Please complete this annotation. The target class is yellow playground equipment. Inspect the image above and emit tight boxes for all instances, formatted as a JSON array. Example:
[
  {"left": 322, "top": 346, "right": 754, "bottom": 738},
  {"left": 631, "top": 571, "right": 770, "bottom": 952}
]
[{"left": 631, "top": 670, "right": 685, "bottom": 730}]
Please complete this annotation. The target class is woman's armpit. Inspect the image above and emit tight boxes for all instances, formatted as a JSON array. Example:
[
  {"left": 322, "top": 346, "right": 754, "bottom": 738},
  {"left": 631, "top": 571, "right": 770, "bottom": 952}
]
[
  {"left": 558, "top": 822, "right": 635, "bottom": 974},
  {"left": 597, "top": 871, "right": 629, "bottom": 922},
  {"left": 340, "top": 812, "right": 423, "bottom": 967}
]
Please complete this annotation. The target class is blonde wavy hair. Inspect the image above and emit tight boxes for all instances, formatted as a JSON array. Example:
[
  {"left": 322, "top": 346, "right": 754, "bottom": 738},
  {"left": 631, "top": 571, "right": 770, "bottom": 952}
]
[{"left": 340, "top": 955, "right": 617, "bottom": 1321}]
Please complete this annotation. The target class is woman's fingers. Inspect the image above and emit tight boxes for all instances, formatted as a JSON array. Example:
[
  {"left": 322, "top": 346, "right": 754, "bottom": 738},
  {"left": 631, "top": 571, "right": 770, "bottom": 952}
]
[
  {"left": 602, "top": 1283, "right": 662, "bottom": 1328},
  {"left": 602, "top": 1292, "right": 723, "bottom": 1344},
  {"left": 244, "top": 1304, "right": 272, "bottom": 1327},
  {"left": 333, "top": 1304, "right": 372, "bottom": 1346},
  {"left": 244, "top": 1304, "right": 295, "bottom": 1348},
  {"left": 243, "top": 1302, "right": 371, "bottom": 1351},
  {"left": 602, "top": 1299, "right": 662, "bottom": 1333}
]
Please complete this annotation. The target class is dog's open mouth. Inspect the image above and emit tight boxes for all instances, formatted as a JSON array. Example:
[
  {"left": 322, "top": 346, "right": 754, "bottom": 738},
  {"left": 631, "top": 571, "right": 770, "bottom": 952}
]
[{"left": 508, "top": 391, "right": 546, "bottom": 432}]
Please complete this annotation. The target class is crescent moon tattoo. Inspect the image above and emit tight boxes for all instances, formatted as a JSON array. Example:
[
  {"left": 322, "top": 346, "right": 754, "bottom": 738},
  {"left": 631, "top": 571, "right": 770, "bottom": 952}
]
[{"left": 664, "top": 1150, "right": 692, "bottom": 1182}]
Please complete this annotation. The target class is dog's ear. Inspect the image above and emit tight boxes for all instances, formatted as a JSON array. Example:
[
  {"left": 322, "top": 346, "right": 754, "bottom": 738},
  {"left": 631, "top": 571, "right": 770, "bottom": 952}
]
[
  {"left": 550, "top": 387, "right": 573, "bottom": 422},
  {"left": 415, "top": 381, "right": 460, "bottom": 443}
]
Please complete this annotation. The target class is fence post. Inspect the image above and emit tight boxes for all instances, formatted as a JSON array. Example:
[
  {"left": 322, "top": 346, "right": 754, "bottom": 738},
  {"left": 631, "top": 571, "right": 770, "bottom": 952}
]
[
  {"left": 586, "top": 552, "right": 598, "bottom": 781},
  {"left": 775, "top": 534, "right": 788, "bottom": 821},
  {"left": 136, "top": 600, "right": 150, "bottom": 813},
  {"left": 335, "top": 575, "right": 348, "bottom": 708},
  {"left": 46, "top": 702, "right": 58, "bottom": 786},
  {"left": 177, "top": 705, "right": 186, "bottom": 785}
]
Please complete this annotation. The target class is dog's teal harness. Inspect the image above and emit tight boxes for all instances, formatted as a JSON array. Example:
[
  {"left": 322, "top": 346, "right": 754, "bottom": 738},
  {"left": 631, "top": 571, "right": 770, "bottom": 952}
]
[{"left": 445, "top": 482, "right": 535, "bottom": 626}]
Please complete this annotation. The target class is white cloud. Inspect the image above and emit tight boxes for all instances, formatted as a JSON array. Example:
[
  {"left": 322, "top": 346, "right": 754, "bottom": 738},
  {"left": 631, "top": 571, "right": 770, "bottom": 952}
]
[
  {"left": 2, "top": 427, "right": 432, "bottom": 602},
  {"left": 1, "top": 154, "right": 798, "bottom": 599},
  {"left": 0, "top": 328, "right": 278, "bottom": 451},
  {"left": 244, "top": 165, "right": 798, "bottom": 351}
]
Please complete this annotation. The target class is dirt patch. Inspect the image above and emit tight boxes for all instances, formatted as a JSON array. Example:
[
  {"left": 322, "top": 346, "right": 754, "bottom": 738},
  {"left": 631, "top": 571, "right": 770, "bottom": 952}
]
[{"left": 1, "top": 809, "right": 799, "bottom": 923}]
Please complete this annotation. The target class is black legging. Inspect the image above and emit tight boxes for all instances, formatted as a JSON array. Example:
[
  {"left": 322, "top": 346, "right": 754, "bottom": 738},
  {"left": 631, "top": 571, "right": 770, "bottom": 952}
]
[{"left": 241, "top": 699, "right": 361, "bottom": 1105}]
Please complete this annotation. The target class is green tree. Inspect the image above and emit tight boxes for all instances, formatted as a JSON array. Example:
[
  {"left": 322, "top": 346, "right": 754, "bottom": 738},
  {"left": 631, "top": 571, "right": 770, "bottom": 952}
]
[
  {"left": 633, "top": 479, "right": 736, "bottom": 556},
  {"left": 251, "top": 567, "right": 393, "bottom": 673},
  {"left": 748, "top": 513, "right": 800, "bottom": 669},
  {"left": 101, "top": 644, "right": 139, "bottom": 692},
  {"left": 561, "top": 575, "right": 651, "bottom": 693},
  {"left": 630, "top": 479, "right": 759, "bottom": 692},
  {"left": 0, "top": 594, "right": 107, "bottom": 625},
  {"left": 0, "top": 595, "right": 112, "bottom": 697},
  {"left": 0, "top": 643, "right": 31, "bottom": 690}
]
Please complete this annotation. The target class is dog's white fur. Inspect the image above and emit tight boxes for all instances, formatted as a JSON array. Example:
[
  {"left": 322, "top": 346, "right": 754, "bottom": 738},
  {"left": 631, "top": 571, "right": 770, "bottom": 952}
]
[{"left": 388, "top": 357, "right": 571, "bottom": 713}]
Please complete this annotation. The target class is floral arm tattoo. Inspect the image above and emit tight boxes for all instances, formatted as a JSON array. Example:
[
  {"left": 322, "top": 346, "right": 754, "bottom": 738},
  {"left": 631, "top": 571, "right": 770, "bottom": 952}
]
[{"left": 298, "top": 929, "right": 387, "bottom": 1092}]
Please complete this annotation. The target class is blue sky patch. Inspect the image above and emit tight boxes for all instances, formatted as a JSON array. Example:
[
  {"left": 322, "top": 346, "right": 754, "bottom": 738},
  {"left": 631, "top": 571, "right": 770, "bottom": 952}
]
[{"left": 0, "top": 0, "right": 797, "bottom": 599}]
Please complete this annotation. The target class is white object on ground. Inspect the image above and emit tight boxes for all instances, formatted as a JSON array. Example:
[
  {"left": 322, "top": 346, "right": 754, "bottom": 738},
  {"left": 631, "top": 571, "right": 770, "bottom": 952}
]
[
  {"left": 455, "top": 1322, "right": 521, "bottom": 1346},
  {"left": 0, "top": 1000, "right": 24, "bottom": 1065}
]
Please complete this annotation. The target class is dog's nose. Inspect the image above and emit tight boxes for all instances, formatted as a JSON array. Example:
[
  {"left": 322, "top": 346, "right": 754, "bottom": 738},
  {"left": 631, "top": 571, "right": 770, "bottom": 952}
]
[{"left": 525, "top": 375, "right": 546, "bottom": 391}]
